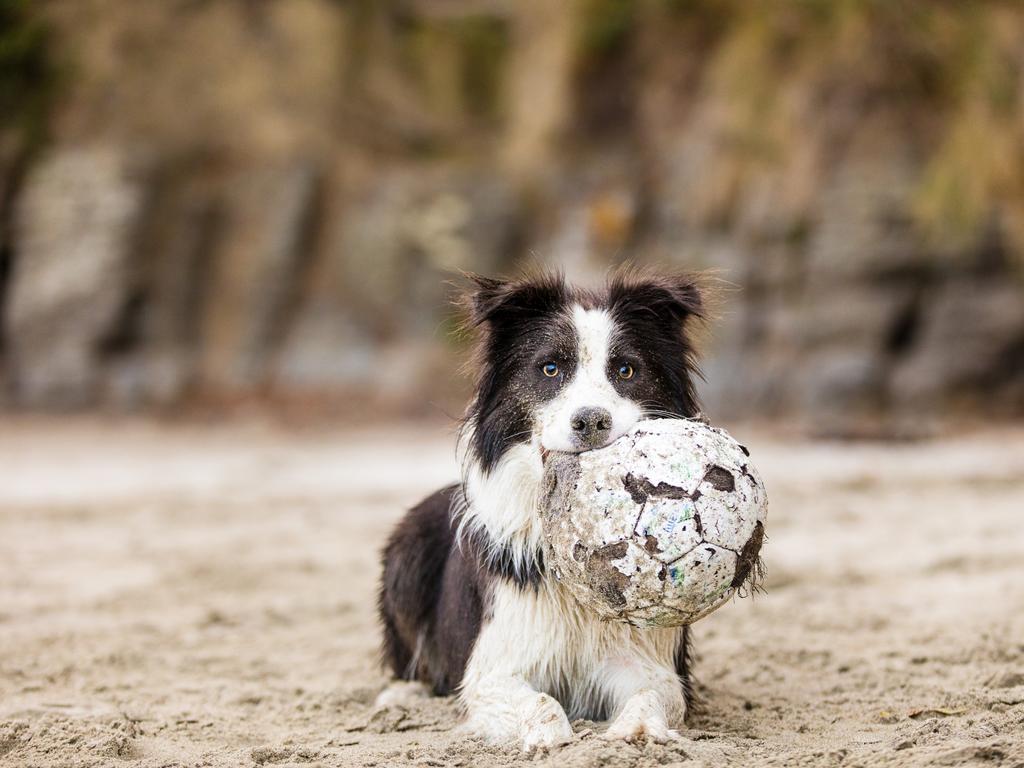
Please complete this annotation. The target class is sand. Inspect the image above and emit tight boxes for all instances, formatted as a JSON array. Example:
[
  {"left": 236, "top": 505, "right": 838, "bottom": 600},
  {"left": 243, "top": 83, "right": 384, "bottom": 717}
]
[{"left": 1, "top": 418, "right": 1023, "bottom": 768}]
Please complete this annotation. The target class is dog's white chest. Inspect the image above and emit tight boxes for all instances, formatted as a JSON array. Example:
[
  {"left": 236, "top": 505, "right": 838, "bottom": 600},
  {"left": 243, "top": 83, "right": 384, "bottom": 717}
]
[{"left": 463, "top": 579, "right": 681, "bottom": 718}]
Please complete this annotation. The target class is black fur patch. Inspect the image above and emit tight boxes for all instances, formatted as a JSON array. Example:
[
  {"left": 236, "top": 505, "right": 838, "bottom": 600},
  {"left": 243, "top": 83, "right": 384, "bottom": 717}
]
[
  {"left": 461, "top": 524, "right": 545, "bottom": 590},
  {"left": 378, "top": 485, "right": 546, "bottom": 695},
  {"left": 378, "top": 484, "right": 481, "bottom": 694},
  {"left": 463, "top": 273, "right": 577, "bottom": 473},
  {"left": 607, "top": 272, "right": 703, "bottom": 421},
  {"left": 675, "top": 626, "right": 696, "bottom": 713}
]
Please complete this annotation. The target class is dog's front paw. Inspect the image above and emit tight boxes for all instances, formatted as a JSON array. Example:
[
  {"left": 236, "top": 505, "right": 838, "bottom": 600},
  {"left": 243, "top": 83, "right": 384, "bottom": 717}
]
[
  {"left": 604, "top": 690, "right": 681, "bottom": 744},
  {"left": 604, "top": 715, "right": 678, "bottom": 743},
  {"left": 520, "top": 693, "right": 573, "bottom": 752},
  {"left": 374, "top": 680, "right": 430, "bottom": 709}
]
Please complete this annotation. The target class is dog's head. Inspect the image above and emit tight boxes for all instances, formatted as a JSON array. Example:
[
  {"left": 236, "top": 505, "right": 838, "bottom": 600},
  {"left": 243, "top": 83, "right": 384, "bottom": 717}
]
[{"left": 463, "top": 268, "right": 704, "bottom": 473}]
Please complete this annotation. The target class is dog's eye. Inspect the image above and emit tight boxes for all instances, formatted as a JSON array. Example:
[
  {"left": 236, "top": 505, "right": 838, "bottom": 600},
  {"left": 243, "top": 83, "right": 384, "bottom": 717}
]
[
  {"left": 541, "top": 362, "right": 559, "bottom": 377},
  {"left": 617, "top": 363, "right": 635, "bottom": 380}
]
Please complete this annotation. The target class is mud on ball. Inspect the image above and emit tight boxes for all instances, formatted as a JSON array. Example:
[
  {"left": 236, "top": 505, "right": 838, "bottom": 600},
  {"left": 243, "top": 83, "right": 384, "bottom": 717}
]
[{"left": 541, "top": 419, "right": 767, "bottom": 627}]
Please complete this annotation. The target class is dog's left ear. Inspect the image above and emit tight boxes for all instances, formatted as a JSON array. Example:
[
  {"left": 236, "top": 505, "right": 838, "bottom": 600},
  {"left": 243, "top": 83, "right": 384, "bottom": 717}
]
[{"left": 608, "top": 272, "right": 704, "bottom": 329}]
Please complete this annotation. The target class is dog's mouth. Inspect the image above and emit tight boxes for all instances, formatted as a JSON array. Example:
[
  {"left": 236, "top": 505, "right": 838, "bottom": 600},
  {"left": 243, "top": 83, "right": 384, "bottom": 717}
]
[
  {"left": 540, "top": 438, "right": 619, "bottom": 463},
  {"left": 540, "top": 446, "right": 596, "bottom": 465}
]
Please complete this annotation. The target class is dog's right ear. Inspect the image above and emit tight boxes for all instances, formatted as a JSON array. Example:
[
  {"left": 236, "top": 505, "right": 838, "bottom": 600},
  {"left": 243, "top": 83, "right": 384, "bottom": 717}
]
[
  {"left": 464, "top": 274, "right": 509, "bottom": 325},
  {"left": 461, "top": 271, "right": 567, "bottom": 327}
]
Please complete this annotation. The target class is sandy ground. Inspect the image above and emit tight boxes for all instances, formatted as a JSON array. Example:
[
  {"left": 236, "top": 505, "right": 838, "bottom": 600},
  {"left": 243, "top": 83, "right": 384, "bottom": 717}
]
[{"left": 2, "top": 418, "right": 1024, "bottom": 768}]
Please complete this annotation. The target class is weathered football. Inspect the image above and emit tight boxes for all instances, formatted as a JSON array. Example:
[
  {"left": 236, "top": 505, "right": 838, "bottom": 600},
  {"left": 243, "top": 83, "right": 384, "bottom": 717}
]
[{"left": 540, "top": 418, "right": 767, "bottom": 627}]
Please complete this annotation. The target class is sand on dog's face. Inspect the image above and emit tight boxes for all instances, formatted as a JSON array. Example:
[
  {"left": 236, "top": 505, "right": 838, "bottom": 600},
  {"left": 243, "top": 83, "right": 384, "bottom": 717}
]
[{"left": 1, "top": 419, "right": 1023, "bottom": 767}]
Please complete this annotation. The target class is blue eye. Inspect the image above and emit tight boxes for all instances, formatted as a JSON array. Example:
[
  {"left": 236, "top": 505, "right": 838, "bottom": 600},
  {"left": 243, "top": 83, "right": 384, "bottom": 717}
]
[
  {"left": 542, "top": 362, "right": 559, "bottom": 377},
  {"left": 618, "top": 363, "right": 635, "bottom": 380}
]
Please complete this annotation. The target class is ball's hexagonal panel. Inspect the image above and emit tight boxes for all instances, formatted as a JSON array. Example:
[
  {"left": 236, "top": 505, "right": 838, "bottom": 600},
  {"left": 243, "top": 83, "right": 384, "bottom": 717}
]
[
  {"left": 541, "top": 418, "right": 767, "bottom": 627},
  {"left": 629, "top": 429, "right": 705, "bottom": 492},
  {"left": 633, "top": 497, "right": 702, "bottom": 563},
  {"left": 574, "top": 483, "right": 639, "bottom": 545},
  {"left": 697, "top": 462, "right": 768, "bottom": 551},
  {"left": 662, "top": 543, "right": 739, "bottom": 622}
]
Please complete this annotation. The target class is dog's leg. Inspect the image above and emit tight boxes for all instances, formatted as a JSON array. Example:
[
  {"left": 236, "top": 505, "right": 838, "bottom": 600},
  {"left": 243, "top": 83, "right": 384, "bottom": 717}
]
[
  {"left": 600, "top": 658, "right": 686, "bottom": 743},
  {"left": 461, "top": 674, "right": 573, "bottom": 752}
]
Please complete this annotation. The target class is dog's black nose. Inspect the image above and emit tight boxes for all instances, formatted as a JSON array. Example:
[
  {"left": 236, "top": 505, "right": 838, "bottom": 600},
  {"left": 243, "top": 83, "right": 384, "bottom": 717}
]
[{"left": 570, "top": 407, "right": 613, "bottom": 448}]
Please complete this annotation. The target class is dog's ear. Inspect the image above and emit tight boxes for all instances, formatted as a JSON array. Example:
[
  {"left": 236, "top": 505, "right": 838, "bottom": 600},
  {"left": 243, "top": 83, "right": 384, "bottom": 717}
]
[
  {"left": 463, "top": 274, "right": 509, "bottom": 325},
  {"left": 608, "top": 271, "right": 704, "bottom": 328},
  {"left": 462, "top": 271, "right": 567, "bottom": 327}
]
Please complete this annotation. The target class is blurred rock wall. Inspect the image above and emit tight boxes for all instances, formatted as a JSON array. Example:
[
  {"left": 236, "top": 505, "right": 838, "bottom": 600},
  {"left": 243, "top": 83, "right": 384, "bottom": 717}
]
[{"left": 1, "top": 0, "right": 1022, "bottom": 424}]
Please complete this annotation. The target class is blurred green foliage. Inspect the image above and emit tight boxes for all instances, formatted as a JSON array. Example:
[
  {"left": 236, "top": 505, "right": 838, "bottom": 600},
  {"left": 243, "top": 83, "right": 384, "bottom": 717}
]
[
  {"left": 577, "top": 0, "right": 635, "bottom": 61},
  {"left": 913, "top": 6, "right": 1024, "bottom": 249},
  {"left": 398, "top": 12, "right": 509, "bottom": 123},
  {"left": 618, "top": 0, "right": 1024, "bottom": 253},
  {"left": 0, "top": 0, "right": 57, "bottom": 153},
  {"left": 456, "top": 16, "right": 509, "bottom": 119},
  {"left": 6, "top": 0, "right": 1022, "bottom": 261}
]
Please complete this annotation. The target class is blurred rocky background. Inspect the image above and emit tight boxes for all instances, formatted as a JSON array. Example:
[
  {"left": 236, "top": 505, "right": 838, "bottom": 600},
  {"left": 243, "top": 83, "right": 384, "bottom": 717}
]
[{"left": 1, "top": 0, "right": 1023, "bottom": 429}]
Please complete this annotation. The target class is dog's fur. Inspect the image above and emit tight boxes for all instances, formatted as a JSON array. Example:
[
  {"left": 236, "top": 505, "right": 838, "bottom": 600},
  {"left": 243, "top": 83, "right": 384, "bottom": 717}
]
[{"left": 377, "top": 269, "right": 706, "bottom": 749}]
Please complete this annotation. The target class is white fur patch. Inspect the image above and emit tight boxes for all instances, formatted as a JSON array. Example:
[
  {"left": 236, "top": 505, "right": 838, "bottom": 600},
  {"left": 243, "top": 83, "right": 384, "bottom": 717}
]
[
  {"left": 538, "top": 306, "right": 641, "bottom": 453},
  {"left": 456, "top": 433, "right": 544, "bottom": 578},
  {"left": 603, "top": 689, "right": 681, "bottom": 743},
  {"left": 459, "top": 579, "right": 686, "bottom": 748}
]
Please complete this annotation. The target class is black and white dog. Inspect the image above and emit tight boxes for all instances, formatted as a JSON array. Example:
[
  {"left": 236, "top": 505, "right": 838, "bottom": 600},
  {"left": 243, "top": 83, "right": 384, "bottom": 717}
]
[{"left": 377, "top": 269, "right": 705, "bottom": 750}]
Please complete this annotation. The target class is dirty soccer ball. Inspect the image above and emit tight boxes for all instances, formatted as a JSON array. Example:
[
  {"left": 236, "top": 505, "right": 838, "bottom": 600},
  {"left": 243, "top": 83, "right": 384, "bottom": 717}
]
[{"left": 540, "top": 418, "right": 767, "bottom": 627}]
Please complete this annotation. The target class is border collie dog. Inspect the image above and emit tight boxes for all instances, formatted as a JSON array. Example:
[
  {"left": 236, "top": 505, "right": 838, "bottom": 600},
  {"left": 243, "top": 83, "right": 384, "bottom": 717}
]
[{"left": 377, "top": 269, "right": 705, "bottom": 750}]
